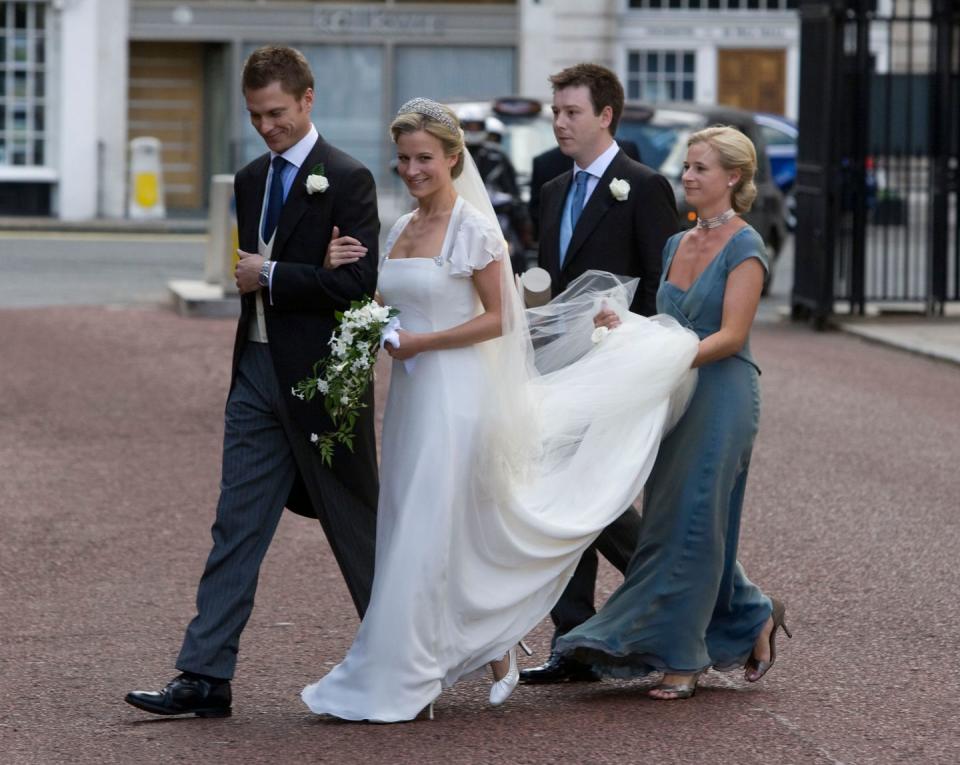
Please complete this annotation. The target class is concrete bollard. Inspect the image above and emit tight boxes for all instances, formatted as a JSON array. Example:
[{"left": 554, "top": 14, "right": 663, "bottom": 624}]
[
  {"left": 167, "top": 174, "right": 241, "bottom": 317},
  {"left": 205, "top": 174, "right": 238, "bottom": 290},
  {"left": 128, "top": 137, "right": 166, "bottom": 219}
]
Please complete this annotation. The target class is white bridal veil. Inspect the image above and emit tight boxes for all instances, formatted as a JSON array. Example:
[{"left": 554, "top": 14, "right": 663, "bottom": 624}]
[{"left": 453, "top": 146, "right": 700, "bottom": 503}]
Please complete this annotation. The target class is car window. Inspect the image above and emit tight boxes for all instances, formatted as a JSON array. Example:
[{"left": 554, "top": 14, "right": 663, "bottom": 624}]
[
  {"left": 760, "top": 124, "right": 795, "bottom": 148},
  {"left": 739, "top": 126, "right": 770, "bottom": 183},
  {"left": 615, "top": 122, "right": 690, "bottom": 173},
  {"left": 659, "top": 128, "right": 693, "bottom": 180}
]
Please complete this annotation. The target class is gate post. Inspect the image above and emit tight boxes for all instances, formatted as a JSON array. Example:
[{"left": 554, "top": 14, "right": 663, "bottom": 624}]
[
  {"left": 928, "top": 0, "right": 954, "bottom": 315},
  {"left": 848, "top": 0, "right": 872, "bottom": 316},
  {"left": 792, "top": 0, "right": 848, "bottom": 328}
]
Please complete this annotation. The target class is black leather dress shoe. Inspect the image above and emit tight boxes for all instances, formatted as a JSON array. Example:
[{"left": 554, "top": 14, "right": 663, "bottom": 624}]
[
  {"left": 518, "top": 652, "right": 601, "bottom": 684},
  {"left": 125, "top": 673, "right": 232, "bottom": 717}
]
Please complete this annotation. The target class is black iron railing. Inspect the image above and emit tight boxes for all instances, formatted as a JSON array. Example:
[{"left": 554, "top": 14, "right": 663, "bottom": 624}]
[{"left": 793, "top": 0, "right": 959, "bottom": 324}]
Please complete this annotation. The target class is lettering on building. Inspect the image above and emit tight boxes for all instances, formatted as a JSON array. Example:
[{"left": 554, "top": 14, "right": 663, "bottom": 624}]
[{"left": 314, "top": 9, "right": 445, "bottom": 35}]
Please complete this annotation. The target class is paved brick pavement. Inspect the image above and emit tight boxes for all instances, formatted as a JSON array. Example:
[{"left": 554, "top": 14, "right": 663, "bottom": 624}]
[{"left": 1, "top": 307, "right": 958, "bottom": 764}]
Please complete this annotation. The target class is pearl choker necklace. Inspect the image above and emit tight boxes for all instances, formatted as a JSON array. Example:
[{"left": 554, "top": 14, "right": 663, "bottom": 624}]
[{"left": 696, "top": 209, "right": 737, "bottom": 230}]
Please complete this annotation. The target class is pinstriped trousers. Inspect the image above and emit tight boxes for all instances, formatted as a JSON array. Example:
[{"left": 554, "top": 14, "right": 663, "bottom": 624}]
[{"left": 176, "top": 343, "right": 377, "bottom": 679}]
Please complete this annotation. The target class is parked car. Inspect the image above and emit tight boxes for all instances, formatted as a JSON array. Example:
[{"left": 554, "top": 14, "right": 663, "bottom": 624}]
[
  {"left": 616, "top": 101, "right": 788, "bottom": 285},
  {"left": 754, "top": 113, "right": 798, "bottom": 230}
]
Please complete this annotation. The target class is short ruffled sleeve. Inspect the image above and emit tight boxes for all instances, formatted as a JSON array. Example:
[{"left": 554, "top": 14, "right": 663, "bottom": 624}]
[
  {"left": 447, "top": 203, "right": 508, "bottom": 278},
  {"left": 724, "top": 226, "right": 769, "bottom": 275},
  {"left": 381, "top": 213, "right": 413, "bottom": 271}
]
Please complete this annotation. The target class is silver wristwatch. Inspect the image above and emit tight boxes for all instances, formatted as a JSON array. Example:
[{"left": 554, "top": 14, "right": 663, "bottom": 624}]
[{"left": 257, "top": 259, "right": 272, "bottom": 288}]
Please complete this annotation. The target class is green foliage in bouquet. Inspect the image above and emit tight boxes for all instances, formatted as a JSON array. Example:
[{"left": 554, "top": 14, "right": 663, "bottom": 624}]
[{"left": 292, "top": 297, "right": 399, "bottom": 466}]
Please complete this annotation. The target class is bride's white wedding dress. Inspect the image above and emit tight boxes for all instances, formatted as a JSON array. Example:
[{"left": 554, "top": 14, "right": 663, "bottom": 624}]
[{"left": 301, "top": 196, "right": 698, "bottom": 722}]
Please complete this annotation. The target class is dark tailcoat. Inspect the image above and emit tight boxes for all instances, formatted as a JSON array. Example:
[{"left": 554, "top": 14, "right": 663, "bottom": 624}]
[{"left": 232, "top": 135, "right": 380, "bottom": 516}]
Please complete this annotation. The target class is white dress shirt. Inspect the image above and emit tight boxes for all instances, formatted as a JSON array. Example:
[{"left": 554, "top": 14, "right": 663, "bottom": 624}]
[{"left": 571, "top": 139, "right": 621, "bottom": 205}]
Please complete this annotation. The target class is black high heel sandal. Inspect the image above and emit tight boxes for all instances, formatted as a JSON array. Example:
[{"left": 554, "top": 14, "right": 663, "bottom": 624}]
[{"left": 745, "top": 597, "right": 792, "bottom": 683}]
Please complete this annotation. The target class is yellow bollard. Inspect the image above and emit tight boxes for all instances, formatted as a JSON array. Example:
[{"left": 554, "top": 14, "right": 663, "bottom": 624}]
[{"left": 128, "top": 137, "right": 166, "bottom": 219}]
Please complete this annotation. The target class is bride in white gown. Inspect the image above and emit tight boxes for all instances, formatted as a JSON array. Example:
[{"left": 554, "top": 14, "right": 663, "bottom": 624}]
[{"left": 300, "top": 98, "right": 699, "bottom": 722}]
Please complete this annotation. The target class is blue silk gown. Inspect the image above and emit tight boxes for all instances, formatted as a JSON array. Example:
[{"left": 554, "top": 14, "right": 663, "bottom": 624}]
[{"left": 555, "top": 225, "right": 774, "bottom": 676}]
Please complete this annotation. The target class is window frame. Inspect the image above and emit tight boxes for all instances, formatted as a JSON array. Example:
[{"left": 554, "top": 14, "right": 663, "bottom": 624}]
[
  {"left": 626, "top": 48, "right": 698, "bottom": 104},
  {"left": 0, "top": 0, "right": 48, "bottom": 170}
]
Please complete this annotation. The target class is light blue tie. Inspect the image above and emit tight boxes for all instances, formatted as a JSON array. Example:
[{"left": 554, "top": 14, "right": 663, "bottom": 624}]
[
  {"left": 570, "top": 170, "right": 588, "bottom": 228},
  {"left": 559, "top": 170, "right": 589, "bottom": 267}
]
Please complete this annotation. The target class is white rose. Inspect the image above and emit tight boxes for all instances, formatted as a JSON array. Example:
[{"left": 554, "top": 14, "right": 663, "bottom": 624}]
[
  {"left": 317, "top": 380, "right": 329, "bottom": 394},
  {"left": 305, "top": 173, "right": 329, "bottom": 194},
  {"left": 340, "top": 328, "right": 354, "bottom": 345},
  {"left": 310, "top": 433, "right": 319, "bottom": 443},
  {"left": 371, "top": 304, "right": 390, "bottom": 323},
  {"left": 609, "top": 178, "right": 630, "bottom": 201},
  {"left": 591, "top": 326, "right": 610, "bottom": 344}
]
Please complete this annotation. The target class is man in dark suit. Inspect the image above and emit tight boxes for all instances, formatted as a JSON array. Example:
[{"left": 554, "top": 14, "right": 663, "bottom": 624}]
[
  {"left": 521, "top": 63, "right": 678, "bottom": 684},
  {"left": 126, "top": 46, "right": 379, "bottom": 718},
  {"left": 528, "top": 140, "right": 640, "bottom": 241}
]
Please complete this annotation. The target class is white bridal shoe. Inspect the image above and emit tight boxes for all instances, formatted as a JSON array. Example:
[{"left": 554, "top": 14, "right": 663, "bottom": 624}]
[{"left": 489, "top": 642, "right": 533, "bottom": 707}]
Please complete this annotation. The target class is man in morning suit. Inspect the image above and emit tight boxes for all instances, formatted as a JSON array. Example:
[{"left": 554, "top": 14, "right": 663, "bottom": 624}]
[
  {"left": 126, "top": 46, "right": 379, "bottom": 718},
  {"left": 520, "top": 63, "right": 679, "bottom": 684}
]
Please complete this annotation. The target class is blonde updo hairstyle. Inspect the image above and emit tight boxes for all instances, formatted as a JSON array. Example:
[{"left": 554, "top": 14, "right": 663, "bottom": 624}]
[
  {"left": 688, "top": 126, "right": 758, "bottom": 213},
  {"left": 389, "top": 104, "right": 465, "bottom": 180}
]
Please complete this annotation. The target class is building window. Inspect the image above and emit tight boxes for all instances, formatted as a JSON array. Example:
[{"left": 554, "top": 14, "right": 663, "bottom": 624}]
[
  {"left": 627, "top": 50, "right": 696, "bottom": 102},
  {"left": 0, "top": 0, "right": 46, "bottom": 166},
  {"left": 628, "top": 0, "right": 797, "bottom": 8}
]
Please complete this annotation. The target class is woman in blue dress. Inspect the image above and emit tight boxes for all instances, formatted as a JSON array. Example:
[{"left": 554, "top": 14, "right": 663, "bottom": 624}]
[{"left": 556, "top": 126, "right": 791, "bottom": 700}]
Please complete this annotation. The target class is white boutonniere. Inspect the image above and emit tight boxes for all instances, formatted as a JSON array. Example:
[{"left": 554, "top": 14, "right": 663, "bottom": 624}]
[
  {"left": 305, "top": 163, "right": 329, "bottom": 194},
  {"left": 609, "top": 178, "right": 630, "bottom": 201}
]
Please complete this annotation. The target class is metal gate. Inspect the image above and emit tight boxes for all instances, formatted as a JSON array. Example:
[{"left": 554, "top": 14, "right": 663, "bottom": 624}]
[{"left": 792, "top": 0, "right": 959, "bottom": 325}]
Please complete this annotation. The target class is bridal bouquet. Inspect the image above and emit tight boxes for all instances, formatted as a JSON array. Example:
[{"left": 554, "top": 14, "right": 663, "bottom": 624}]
[{"left": 293, "top": 297, "right": 399, "bottom": 466}]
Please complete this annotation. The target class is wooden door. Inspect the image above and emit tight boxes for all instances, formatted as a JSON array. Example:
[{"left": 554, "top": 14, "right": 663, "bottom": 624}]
[
  {"left": 128, "top": 42, "right": 205, "bottom": 210},
  {"left": 717, "top": 49, "right": 786, "bottom": 115}
]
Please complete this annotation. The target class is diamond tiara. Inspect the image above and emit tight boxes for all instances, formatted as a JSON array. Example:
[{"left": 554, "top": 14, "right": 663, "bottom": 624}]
[{"left": 396, "top": 98, "right": 458, "bottom": 132}]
